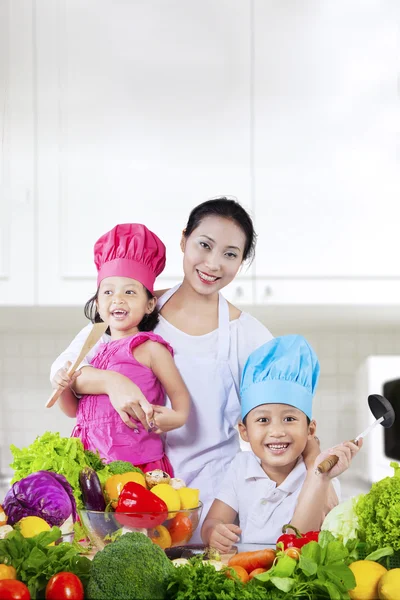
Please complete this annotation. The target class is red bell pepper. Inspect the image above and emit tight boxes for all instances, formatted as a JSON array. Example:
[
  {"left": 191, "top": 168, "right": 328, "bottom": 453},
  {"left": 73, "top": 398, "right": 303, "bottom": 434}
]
[
  {"left": 276, "top": 524, "right": 319, "bottom": 550},
  {"left": 115, "top": 481, "right": 168, "bottom": 529}
]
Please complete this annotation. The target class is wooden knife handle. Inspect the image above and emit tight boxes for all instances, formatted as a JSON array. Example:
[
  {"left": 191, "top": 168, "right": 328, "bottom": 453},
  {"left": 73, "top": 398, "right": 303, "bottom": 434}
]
[{"left": 316, "top": 439, "right": 358, "bottom": 474}]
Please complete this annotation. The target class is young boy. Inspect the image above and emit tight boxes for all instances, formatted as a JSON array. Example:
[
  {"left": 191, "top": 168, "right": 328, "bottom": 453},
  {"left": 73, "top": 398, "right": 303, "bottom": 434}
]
[{"left": 201, "top": 335, "right": 361, "bottom": 552}]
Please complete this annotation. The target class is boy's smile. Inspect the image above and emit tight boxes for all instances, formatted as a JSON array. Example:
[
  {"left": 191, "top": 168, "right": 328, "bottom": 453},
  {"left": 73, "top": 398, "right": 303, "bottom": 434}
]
[{"left": 239, "top": 404, "right": 316, "bottom": 484}]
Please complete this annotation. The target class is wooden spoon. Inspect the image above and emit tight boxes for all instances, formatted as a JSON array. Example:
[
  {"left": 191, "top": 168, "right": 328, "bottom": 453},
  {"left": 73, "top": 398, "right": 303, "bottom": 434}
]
[{"left": 46, "top": 322, "right": 108, "bottom": 408}]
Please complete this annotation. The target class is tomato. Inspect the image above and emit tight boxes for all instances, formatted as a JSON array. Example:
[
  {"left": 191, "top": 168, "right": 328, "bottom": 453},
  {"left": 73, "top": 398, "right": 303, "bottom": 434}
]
[
  {"left": 226, "top": 565, "right": 249, "bottom": 584},
  {"left": 285, "top": 547, "right": 301, "bottom": 560},
  {"left": 45, "top": 572, "right": 84, "bottom": 600},
  {"left": 167, "top": 513, "right": 193, "bottom": 545},
  {"left": 0, "top": 580, "right": 30, "bottom": 600},
  {"left": 248, "top": 567, "right": 267, "bottom": 579}
]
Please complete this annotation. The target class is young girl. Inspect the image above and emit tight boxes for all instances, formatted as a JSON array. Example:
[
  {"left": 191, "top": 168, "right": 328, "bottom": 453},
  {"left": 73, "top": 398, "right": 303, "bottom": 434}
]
[{"left": 54, "top": 223, "right": 190, "bottom": 475}]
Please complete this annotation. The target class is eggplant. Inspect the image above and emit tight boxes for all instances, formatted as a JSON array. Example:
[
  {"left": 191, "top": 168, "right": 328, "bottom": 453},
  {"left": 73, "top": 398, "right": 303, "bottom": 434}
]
[
  {"left": 79, "top": 467, "right": 106, "bottom": 511},
  {"left": 165, "top": 544, "right": 209, "bottom": 560}
]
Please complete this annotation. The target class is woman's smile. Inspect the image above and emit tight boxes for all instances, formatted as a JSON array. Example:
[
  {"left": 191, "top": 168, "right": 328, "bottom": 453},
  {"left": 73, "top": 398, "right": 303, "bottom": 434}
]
[{"left": 196, "top": 269, "right": 221, "bottom": 285}]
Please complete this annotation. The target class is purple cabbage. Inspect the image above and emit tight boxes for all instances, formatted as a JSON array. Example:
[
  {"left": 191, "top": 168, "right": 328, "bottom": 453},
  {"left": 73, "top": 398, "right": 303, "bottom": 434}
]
[{"left": 3, "top": 470, "right": 77, "bottom": 526}]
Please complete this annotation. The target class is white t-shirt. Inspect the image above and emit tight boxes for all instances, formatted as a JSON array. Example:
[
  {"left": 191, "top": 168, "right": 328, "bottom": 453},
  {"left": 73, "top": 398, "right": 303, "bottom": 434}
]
[
  {"left": 215, "top": 451, "right": 341, "bottom": 545},
  {"left": 50, "top": 311, "right": 273, "bottom": 385}
]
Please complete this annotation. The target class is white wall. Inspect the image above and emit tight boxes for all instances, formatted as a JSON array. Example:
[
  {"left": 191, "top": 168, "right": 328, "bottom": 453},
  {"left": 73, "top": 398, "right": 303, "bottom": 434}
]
[{"left": 1, "top": 309, "right": 399, "bottom": 482}]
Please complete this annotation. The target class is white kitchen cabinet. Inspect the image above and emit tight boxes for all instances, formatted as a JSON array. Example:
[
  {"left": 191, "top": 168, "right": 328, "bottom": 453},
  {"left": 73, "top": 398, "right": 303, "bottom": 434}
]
[
  {"left": 253, "top": 1, "right": 400, "bottom": 303},
  {"left": 35, "top": 0, "right": 253, "bottom": 305},
  {"left": 0, "top": 0, "right": 35, "bottom": 305}
]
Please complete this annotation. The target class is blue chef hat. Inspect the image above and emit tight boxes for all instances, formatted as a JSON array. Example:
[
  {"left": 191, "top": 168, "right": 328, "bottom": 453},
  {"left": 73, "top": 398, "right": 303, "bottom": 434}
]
[{"left": 240, "top": 335, "right": 320, "bottom": 421}]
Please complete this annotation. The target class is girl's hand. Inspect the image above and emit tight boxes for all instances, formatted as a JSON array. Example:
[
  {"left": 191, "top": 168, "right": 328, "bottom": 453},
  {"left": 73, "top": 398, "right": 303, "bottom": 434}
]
[
  {"left": 51, "top": 361, "right": 81, "bottom": 391},
  {"left": 151, "top": 406, "right": 186, "bottom": 433},
  {"left": 314, "top": 439, "right": 363, "bottom": 479},
  {"left": 105, "top": 372, "right": 155, "bottom": 432},
  {"left": 209, "top": 523, "right": 241, "bottom": 554},
  {"left": 302, "top": 435, "right": 321, "bottom": 470}
]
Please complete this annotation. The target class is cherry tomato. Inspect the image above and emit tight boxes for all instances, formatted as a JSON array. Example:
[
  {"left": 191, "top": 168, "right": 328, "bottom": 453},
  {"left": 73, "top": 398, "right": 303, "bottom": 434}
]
[
  {"left": 226, "top": 565, "right": 250, "bottom": 584},
  {"left": 45, "top": 572, "right": 84, "bottom": 600},
  {"left": 248, "top": 567, "right": 267, "bottom": 579},
  {"left": 285, "top": 547, "right": 301, "bottom": 560},
  {"left": 167, "top": 513, "right": 193, "bottom": 545},
  {"left": 0, "top": 580, "right": 30, "bottom": 600}
]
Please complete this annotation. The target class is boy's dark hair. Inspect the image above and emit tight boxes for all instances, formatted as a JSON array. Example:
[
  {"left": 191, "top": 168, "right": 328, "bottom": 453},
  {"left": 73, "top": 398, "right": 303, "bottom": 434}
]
[
  {"left": 183, "top": 197, "right": 256, "bottom": 263},
  {"left": 84, "top": 286, "right": 159, "bottom": 335}
]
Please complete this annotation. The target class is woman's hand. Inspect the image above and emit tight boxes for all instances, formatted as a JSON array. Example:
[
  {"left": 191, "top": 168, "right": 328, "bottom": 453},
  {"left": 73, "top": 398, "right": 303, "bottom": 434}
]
[
  {"left": 51, "top": 361, "right": 81, "bottom": 391},
  {"left": 104, "top": 372, "right": 155, "bottom": 432},
  {"left": 151, "top": 406, "right": 187, "bottom": 433},
  {"left": 314, "top": 439, "right": 363, "bottom": 480}
]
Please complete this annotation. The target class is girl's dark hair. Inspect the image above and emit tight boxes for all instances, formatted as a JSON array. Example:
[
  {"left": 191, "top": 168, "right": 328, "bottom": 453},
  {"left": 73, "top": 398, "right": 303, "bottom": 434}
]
[
  {"left": 183, "top": 197, "right": 256, "bottom": 263},
  {"left": 84, "top": 286, "right": 159, "bottom": 334}
]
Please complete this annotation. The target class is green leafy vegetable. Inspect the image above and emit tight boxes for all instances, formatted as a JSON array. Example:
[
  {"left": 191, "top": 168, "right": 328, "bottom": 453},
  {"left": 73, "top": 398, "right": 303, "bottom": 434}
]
[
  {"left": 321, "top": 496, "right": 360, "bottom": 544},
  {"left": 0, "top": 526, "right": 91, "bottom": 599},
  {"left": 106, "top": 460, "right": 144, "bottom": 476},
  {"left": 10, "top": 432, "right": 111, "bottom": 508},
  {"left": 355, "top": 461, "right": 400, "bottom": 551},
  {"left": 166, "top": 558, "right": 277, "bottom": 600},
  {"left": 255, "top": 533, "right": 356, "bottom": 600}
]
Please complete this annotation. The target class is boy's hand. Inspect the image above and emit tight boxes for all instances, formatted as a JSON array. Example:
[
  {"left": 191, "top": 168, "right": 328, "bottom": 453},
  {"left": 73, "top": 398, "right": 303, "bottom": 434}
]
[
  {"left": 209, "top": 523, "right": 241, "bottom": 554},
  {"left": 302, "top": 435, "right": 321, "bottom": 470},
  {"left": 51, "top": 361, "right": 81, "bottom": 391},
  {"left": 314, "top": 439, "right": 363, "bottom": 479}
]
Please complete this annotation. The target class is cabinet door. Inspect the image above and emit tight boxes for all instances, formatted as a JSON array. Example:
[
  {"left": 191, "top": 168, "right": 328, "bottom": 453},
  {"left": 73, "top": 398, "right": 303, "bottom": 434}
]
[
  {"left": 0, "top": 0, "right": 35, "bottom": 305},
  {"left": 36, "top": 0, "right": 253, "bottom": 305},
  {"left": 254, "top": 1, "right": 400, "bottom": 287}
]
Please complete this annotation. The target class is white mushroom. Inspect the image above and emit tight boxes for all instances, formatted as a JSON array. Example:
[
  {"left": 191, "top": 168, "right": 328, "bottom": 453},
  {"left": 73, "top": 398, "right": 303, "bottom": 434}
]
[
  {"left": 169, "top": 478, "right": 186, "bottom": 490},
  {"left": 172, "top": 558, "right": 190, "bottom": 567},
  {"left": 0, "top": 525, "right": 13, "bottom": 539}
]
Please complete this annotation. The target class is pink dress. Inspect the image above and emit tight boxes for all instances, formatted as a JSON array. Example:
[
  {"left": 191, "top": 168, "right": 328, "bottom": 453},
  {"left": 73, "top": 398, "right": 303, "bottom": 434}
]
[{"left": 71, "top": 331, "right": 174, "bottom": 475}]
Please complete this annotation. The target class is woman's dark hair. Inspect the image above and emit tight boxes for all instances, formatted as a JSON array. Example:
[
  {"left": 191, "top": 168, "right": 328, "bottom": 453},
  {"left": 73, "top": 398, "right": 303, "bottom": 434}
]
[
  {"left": 183, "top": 197, "right": 256, "bottom": 263},
  {"left": 84, "top": 286, "right": 159, "bottom": 334}
]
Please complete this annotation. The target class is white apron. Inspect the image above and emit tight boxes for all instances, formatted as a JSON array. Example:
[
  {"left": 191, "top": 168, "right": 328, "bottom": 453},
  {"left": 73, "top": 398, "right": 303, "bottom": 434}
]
[{"left": 157, "top": 284, "right": 241, "bottom": 542}]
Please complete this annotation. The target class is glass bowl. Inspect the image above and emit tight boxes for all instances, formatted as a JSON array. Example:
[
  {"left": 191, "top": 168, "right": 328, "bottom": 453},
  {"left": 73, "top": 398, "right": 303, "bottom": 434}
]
[{"left": 79, "top": 502, "right": 203, "bottom": 552}]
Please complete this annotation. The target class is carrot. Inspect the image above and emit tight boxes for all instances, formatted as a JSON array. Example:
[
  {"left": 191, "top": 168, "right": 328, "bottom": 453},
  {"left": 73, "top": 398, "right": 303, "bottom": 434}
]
[
  {"left": 228, "top": 549, "right": 276, "bottom": 574},
  {"left": 248, "top": 567, "right": 267, "bottom": 580}
]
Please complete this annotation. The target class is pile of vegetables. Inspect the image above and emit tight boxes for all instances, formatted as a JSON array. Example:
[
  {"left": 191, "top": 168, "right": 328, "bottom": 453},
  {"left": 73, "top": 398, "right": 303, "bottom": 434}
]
[
  {"left": 321, "top": 461, "right": 400, "bottom": 554},
  {"left": 0, "top": 526, "right": 90, "bottom": 598},
  {"left": 9, "top": 432, "right": 113, "bottom": 509}
]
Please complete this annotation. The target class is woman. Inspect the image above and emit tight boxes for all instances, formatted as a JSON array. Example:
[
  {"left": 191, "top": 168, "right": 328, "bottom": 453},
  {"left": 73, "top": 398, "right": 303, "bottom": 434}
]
[{"left": 51, "top": 198, "right": 322, "bottom": 539}]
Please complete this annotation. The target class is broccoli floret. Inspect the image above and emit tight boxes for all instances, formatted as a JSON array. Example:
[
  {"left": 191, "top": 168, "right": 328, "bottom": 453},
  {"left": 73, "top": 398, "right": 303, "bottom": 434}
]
[
  {"left": 107, "top": 460, "right": 144, "bottom": 476},
  {"left": 86, "top": 532, "right": 174, "bottom": 600}
]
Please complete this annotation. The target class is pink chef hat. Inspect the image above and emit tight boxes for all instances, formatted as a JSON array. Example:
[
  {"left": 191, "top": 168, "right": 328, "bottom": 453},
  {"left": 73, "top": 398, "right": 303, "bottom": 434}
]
[{"left": 94, "top": 223, "right": 166, "bottom": 293}]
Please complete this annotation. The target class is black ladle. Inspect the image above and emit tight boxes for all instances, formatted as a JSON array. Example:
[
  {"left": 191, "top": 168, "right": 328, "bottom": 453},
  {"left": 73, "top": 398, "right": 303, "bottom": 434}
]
[{"left": 316, "top": 394, "right": 395, "bottom": 474}]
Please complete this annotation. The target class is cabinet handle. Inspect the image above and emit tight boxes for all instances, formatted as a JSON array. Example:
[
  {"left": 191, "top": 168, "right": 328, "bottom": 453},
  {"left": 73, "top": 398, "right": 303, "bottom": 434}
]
[{"left": 264, "top": 286, "right": 272, "bottom": 297}]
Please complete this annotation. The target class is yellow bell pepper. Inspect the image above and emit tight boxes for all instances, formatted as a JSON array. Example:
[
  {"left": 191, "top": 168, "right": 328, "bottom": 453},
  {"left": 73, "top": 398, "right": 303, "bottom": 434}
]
[{"left": 105, "top": 472, "right": 147, "bottom": 508}]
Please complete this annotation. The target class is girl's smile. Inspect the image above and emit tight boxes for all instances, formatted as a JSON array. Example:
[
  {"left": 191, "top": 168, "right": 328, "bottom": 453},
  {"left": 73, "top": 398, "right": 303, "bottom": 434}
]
[{"left": 97, "top": 276, "right": 156, "bottom": 339}]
